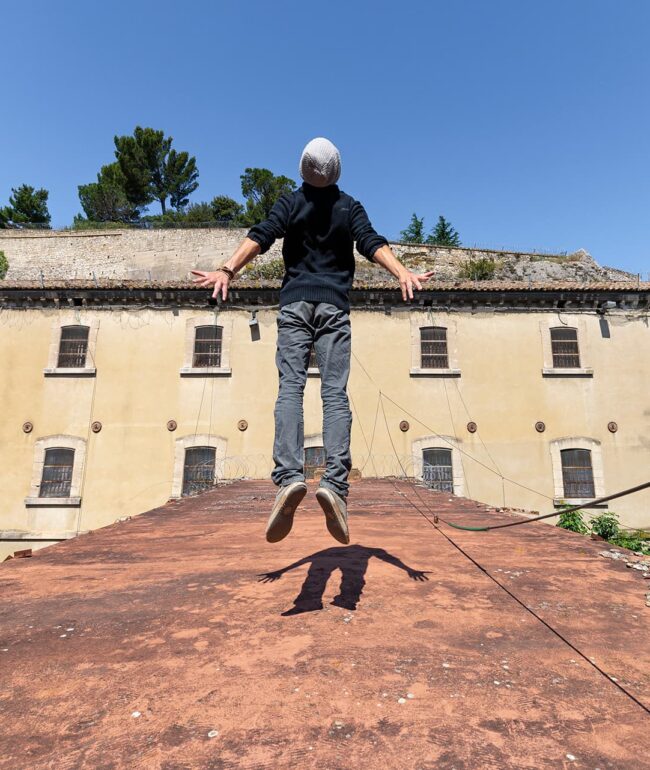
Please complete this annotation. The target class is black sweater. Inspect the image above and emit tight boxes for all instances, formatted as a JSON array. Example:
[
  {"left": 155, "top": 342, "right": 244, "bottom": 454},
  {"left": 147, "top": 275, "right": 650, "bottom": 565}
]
[{"left": 246, "top": 183, "right": 388, "bottom": 312}]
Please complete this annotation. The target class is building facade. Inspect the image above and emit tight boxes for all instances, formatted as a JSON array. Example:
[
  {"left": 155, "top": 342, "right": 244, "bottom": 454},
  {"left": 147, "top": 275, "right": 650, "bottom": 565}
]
[{"left": 1, "top": 277, "right": 649, "bottom": 559}]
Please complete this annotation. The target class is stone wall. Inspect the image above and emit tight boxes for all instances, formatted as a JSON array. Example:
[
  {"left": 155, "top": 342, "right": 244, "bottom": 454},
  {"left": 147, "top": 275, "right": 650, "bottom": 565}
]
[{"left": 0, "top": 227, "right": 636, "bottom": 283}]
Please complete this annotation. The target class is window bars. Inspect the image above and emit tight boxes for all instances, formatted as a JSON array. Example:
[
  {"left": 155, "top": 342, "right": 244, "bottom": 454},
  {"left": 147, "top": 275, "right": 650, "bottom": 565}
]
[
  {"left": 422, "top": 448, "right": 454, "bottom": 493},
  {"left": 420, "top": 327, "right": 449, "bottom": 369},
  {"left": 182, "top": 446, "right": 216, "bottom": 496},
  {"left": 57, "top": 326, "right": 89, "bottom": 368},
  {"left": 40, "top": 447, "right": 75, "bottom": 497},
  {"left": 304, "top": 446, "right": 326, "bottom": 479},
  {"left": 550, "top": 327, "right": 580, "bottom": 368},
  {"left": 560, "top": 448, "right": 595, "bottom": 498},
  {"left": 192, "top": 326, "right": 223, "bottom": 368}
]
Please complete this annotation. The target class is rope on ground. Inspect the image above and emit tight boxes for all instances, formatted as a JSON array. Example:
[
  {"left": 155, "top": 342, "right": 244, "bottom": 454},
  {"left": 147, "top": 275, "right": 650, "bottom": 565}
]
[{"left": 389, "top": 477, "right": 650, "bottom": 717}]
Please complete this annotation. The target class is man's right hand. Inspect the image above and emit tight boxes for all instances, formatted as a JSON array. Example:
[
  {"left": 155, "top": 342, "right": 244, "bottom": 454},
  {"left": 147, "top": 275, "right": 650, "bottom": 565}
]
[{"left": 191, "top": 270, "right": 230, "bottom": 301}]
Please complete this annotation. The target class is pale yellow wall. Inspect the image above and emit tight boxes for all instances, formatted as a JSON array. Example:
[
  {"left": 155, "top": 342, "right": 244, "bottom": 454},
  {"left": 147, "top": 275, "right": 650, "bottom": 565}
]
[{"left": 1, "top": 305, "right": 648, "bottom": 561}]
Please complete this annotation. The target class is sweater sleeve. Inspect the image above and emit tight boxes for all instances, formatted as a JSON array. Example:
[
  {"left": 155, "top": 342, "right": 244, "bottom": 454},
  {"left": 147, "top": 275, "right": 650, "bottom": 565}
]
[
  {"left": 350, "top": 199, "right": 388, "bottom": 262},
  {"left": 246, "top": 194, "right": 293, "bottom": 254}
]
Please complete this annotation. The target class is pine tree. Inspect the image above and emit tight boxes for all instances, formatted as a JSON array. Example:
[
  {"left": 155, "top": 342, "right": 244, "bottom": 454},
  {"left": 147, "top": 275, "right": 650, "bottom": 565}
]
[
  {"left": 0, "top": 185, "right": 51, "bottom": 227},
  {"left": 239, "top": 168, "right": 296, "bottom": 226},
  {"left": 78, "top": 163, "right": 140, "bottom": 222},
  {"left": 427, "top": 215, "right": 461, "bottom": 247},
  {"left": 399, "top": 213, "right": 426, "bottom": 243},
  {"left": 113, "top": 127, "right": 199, "bottom": 214}
]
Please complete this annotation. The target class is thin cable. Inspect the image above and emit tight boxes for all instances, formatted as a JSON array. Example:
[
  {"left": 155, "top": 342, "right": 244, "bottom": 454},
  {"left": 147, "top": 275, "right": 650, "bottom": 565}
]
[
  {"left": 393, "top": 479, "right": 650, "bottom": 716},
  {"left": 351, "top": 349, "right": 550, "bottom": 498},
  {"left": 349, "top": 390, "right": 379, "bottom": 477},
  {"left": 442, "top": 378, "right": 471, "bottom": 499}
]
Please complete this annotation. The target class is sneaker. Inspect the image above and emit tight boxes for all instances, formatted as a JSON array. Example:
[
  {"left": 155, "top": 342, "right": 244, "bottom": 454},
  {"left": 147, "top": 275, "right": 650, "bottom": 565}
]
[
  {"left": 315, "top": 487, "right": 350, "bottom": 544},
  {"left": 265, "top": 482, "right": 307, "bottom": 543}
]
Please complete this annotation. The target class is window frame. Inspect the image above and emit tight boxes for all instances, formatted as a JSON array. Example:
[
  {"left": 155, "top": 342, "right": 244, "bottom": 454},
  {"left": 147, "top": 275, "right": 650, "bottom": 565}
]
[
  {"left": 25, "top": 435, "right": 86, "bottom": 508},
  {"left": 539, "top": 318, "right": 593, "bottom": 377},
  {"left": 560, "top": 448, "right": 595, "bottom": 499},
  {"left": 171, "top": 434, "right": 228, "bottom": 498},
  {"left": 44, "top": 318, "right": 98, "bottom": 377},
  {"left": 410, "top": 315, "right": 461, "bottom": 377},
  {"left": 412, "top": 435, "right": 465, "bottom": 496},
  {"left": 550, "top": 327, "right": 581, "bottom": 369},
  {"left": 421, "top": 447, "right": 454, "bottom": 493},
  {"left": 549, "top": 437, "right": 604, "bottom": 506},
  {"left": 192, "top": 325, "right": 223, "bottom": 369},
  {"left": 181, "top": 445, "right": 218, "bottom": 497},
  {"left": 181, "top": 315, "right": 233, "bottom": 376}
]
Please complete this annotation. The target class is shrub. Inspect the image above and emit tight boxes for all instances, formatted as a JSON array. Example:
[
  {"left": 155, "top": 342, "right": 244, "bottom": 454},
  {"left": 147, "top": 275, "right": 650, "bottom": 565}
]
[
  {"left": 556, "top": 508, "right": 589, "bottom": 534},
  {"left": 458, "top": 256, "right": 496, "bottom": 281},
  {"left": 590, "top": 511, "right": 620, "bottom": 541},
  {"left": 245, "top": 258, "right": 285, "bottom": 280},
  {"left": 0, "top": 250, "right": 8, "bottom": 279}
]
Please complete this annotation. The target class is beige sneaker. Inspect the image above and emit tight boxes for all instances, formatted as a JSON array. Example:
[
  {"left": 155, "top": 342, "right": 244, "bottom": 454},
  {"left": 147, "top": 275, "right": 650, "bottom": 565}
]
[
  {"left": 315, "top": 487, "right": 350, "bottom": 544},
  {"left": 266, "top": 482, "right": 307, "bottom": 543}
]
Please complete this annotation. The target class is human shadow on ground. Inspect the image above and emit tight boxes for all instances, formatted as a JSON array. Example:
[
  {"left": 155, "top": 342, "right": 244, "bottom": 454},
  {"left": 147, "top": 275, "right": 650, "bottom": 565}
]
[{"left": 258, "top": 544, "right": 430, "bottom": 616}]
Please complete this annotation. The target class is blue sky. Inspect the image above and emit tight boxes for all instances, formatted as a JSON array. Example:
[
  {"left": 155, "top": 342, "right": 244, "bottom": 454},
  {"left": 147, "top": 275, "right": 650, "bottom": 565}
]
[{"left": 2, "top": 0, "right": 649, "bottom": 274}]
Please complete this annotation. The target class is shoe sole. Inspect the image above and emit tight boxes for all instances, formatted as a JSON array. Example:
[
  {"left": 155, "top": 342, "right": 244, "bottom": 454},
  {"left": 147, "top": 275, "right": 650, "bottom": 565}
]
[
  {"left": 315, "top": 488, "right": 350, "bottom": 544},
  {"left": 266, "top": 483, "right": 307, "bottom": 543}
]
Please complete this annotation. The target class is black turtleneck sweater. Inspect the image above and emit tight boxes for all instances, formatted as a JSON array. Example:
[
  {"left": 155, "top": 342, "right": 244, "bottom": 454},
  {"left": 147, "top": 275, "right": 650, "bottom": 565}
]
[{"left": 246, "top": 183, "right": 388, "bottom": 313}]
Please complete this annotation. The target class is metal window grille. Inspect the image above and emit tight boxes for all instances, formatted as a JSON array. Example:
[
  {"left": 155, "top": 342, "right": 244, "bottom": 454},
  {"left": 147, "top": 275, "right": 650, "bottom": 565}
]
[
  {"left": 420, "top": 327, "right": 449, "bottom": 369},
  {"left": 193, "top": 326, "right": 222, "bottom": 368},
  {"left": 57, "top": 326, "right": 89, "bottom": 368},
  {"left": 550, "top": 327, "right": 580, "bottom": 368},
  {"left": 304, "top": 446, "right": 326, "bottom": 479},
  {"left": 560, "top": 448, "right": 595, "bottom": 498},
  {"left": 308, "top": 346, "right": 318, "bottom": 370},
  {"left": 40, "top": 447, "right": 74, "bottom": 498},
  {"left": 422, "top": 448, "right": 454, "bottom": 493},
  {"left": 182, "top": 446, "right": 216, "bottom": 496}
]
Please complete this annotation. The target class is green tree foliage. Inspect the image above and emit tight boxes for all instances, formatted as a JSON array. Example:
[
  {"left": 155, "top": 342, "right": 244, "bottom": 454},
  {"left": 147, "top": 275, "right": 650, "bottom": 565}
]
[
  {"left": 400, "top": 213, "right": 426, "bottom": 243},
  {"left": 0, "top": 250, "right": 8, "bottom": 278},
  {"left": 113, "top": 126, "right": 199, "bottom": 214},
  {"left": 427, "top": 215, "right": 461, "bottom": 247},
  {"left": 0, "top": 184, "right": 51, "bottom": 227},
  {"left": 240, "top": 168, "right": 296, "bottom": 226},
  {"left": 458, "top": 256, "right": 496, "bottom": 281},
  {"left": 78, "top": 163, "right": 139, "bottom": 223},
  {"left": 210, "top": 195, "right": 244, "bottom": 224}
]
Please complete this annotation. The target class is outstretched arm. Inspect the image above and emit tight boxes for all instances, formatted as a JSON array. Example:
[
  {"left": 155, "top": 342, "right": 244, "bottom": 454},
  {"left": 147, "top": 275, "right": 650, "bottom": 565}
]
[
  {"left": 257, "top": 555, "right": 312, "bottom": 583},
  {"left": 372, "top": 244, "right": 435, "bottom": 302},
  {"left": 191, "top": 237, "right": 261, "bottom": 302},
  {"left": 373, "top": 548, "right": 430, "bottom": 581}
]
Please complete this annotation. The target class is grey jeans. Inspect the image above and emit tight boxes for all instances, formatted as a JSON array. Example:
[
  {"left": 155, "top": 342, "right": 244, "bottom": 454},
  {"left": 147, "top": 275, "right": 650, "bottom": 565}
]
[{"left": 271, "top": 301, "right": 352, "bottom": 498}]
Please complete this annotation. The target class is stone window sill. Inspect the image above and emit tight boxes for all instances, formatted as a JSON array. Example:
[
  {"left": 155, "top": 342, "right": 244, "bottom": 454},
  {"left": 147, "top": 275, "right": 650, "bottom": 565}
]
[
  {"left": 44, "top": 367, "right": 96, "bottom": 377},
  {"left": 25, "top": 496, "right": 82, "bottom": 508},
  {"left": 180, "top": 367, "right": 232, "bottom": 377},
  {"left": 553, "top": 497, "right": 607, "bottom": 509},
  {"left": 307, "top": 368, "right": 320, "bottom": 378},
  {"left": 410, "top": 368, "right": 461, "bottom": 377},
  {"left": 542, "top": 368, "right": 593, "bottom": 378}
]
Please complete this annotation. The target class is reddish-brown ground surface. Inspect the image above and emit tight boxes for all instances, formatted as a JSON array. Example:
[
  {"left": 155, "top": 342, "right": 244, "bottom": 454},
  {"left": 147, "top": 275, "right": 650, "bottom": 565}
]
[{"left": 1, "top": 479, "right": 648, "bottom": 770}]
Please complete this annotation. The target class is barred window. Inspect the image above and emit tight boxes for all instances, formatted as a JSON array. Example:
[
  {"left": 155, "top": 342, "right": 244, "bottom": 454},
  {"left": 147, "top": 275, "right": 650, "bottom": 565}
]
[
  {"left": 57, "top": 326, "right": 89, "bottom": 368},
  {"left": 40, "top": 448, "right": 74, "bottom": 498},
  {"left": 193, "top": 326, "right": 222, "bottom": 368},
  {"left": 422, "top": 448, "right": 453, "bottom": 493},
  {"left": 182, "top": 446, "right": 216, "bottom": 496},
  {"left": 550, "top": 327, "right": 580, "bottom": 368},
  {"left": 308, "top": 346, "right": 318, "bottom": 370},
  {"left": 420, "top": 327, "right": 449, "bottom": 369},
  {"left": 561, "top": 449, "right": 595, "bottom": 498},
  {"left": 305, "top": 446, "right": 326, "bottom": 479}
]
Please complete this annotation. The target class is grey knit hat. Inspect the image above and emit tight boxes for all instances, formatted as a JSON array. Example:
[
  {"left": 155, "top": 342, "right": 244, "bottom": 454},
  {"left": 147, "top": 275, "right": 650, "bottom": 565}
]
[{"left": 299, "top": 137, "right": 341, "bottom": 187}]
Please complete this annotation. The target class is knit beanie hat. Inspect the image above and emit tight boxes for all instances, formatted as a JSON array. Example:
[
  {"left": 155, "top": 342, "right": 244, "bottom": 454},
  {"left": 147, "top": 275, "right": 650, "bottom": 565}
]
[{"left": 299, "top": 137, "right": 341, "bottom": 187}]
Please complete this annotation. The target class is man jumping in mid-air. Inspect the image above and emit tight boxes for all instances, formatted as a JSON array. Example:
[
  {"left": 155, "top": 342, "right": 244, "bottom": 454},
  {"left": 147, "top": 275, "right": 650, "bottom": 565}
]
[{"left": 192, "top": 137, "right": 433, "bottom": 544}]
